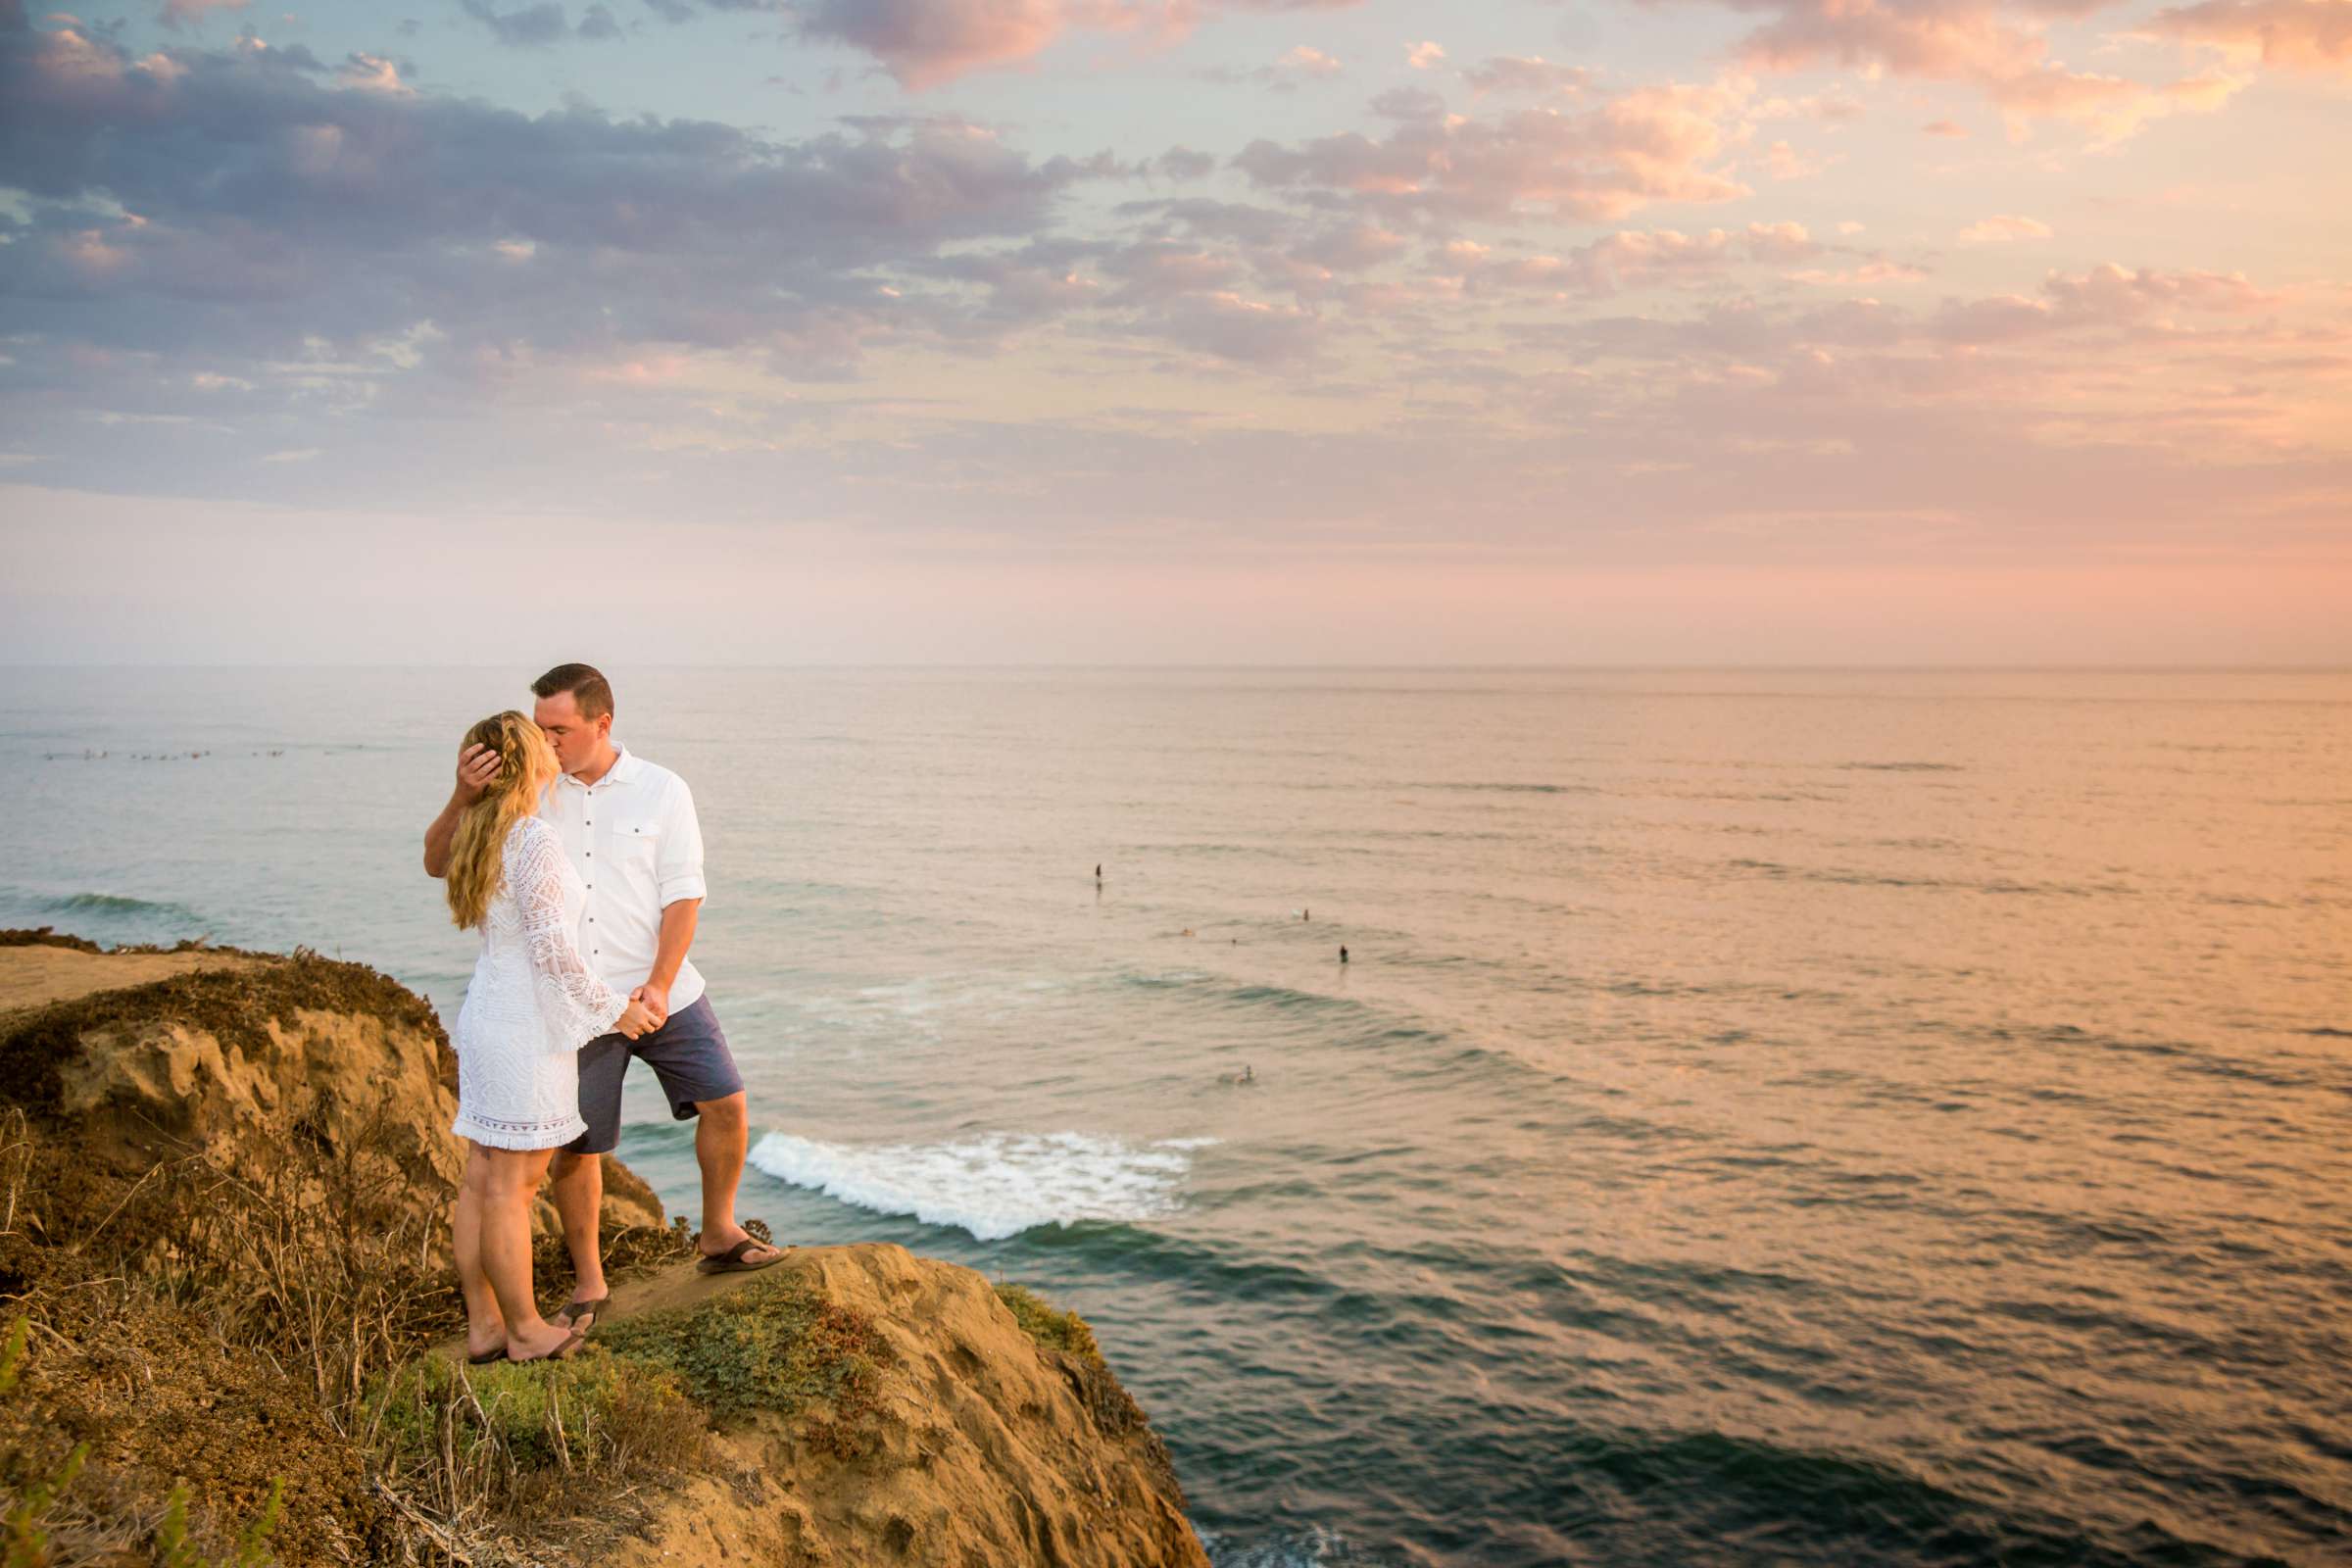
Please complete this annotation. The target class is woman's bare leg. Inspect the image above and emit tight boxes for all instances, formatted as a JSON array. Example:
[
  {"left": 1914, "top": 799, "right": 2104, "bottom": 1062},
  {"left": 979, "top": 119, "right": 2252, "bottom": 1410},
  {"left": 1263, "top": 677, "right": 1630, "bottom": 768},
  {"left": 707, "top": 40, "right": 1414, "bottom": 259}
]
[
  {"left": 454, "top": 1144, "right": 507, "bottom": 1357},
  {"left": 473, "top": 1146, "right": 572, "bottom": 1359}
]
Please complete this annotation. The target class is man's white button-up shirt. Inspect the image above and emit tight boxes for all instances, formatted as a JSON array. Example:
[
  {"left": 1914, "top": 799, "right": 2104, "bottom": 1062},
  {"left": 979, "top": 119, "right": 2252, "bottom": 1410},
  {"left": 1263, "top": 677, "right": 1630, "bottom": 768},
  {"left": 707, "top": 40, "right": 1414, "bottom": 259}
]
[{"left": 537, "top": 745, "right": 708, "bottom": 1011}]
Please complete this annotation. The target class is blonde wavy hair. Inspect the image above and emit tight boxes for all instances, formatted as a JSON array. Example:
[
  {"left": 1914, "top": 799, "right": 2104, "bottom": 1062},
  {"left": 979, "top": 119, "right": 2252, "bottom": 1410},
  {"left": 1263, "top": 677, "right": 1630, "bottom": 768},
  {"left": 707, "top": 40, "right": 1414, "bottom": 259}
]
[{"left": 445, "top": 711, "right": 561, "bottom": 929}]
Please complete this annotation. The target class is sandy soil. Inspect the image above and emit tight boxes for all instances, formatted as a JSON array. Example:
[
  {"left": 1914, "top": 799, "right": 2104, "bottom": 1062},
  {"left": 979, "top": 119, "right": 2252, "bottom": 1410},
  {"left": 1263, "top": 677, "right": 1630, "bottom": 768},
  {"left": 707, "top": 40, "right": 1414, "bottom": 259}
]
[{"left": 0, "top": 944, "right": 252, "bottom": 1014}]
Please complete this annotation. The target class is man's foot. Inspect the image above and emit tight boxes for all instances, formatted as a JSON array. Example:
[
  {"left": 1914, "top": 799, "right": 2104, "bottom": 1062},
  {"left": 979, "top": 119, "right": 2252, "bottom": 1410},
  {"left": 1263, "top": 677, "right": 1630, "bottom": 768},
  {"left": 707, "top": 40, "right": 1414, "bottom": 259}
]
[
  {"left": 696, "top": 1221, "right": 785, "bottom": 1273},
  {"left": 556, "top": 1296, "right": 609, "bottom": 1333}
]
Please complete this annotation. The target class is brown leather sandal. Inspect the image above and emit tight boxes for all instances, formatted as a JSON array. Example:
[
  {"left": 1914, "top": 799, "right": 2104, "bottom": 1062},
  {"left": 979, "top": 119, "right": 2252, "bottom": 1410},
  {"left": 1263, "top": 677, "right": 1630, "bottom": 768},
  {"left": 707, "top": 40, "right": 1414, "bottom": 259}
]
[
  {"left": 696, "top": 1236, "right": 787, "bottom": 1274},
  {"left": 555, "top": 1296, "right": 608, "bottom": 1332}
]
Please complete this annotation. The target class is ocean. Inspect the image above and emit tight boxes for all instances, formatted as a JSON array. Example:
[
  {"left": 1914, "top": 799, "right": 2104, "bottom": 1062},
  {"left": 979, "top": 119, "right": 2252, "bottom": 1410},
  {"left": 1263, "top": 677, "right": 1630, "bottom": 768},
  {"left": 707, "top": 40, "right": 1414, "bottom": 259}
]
[{"left": 4, "top": 666, "right": 2347, "bottom": 1566}]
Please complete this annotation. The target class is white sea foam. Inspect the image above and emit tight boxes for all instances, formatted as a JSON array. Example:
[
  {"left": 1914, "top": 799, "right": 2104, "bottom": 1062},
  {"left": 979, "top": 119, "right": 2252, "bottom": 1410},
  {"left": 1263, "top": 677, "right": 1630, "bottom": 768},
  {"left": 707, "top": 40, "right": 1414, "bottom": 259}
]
[
  {"left": 1196, "top": 1524, "right": 1357, "bottom": 1568},
  {"left": 748, "top": 1129, "right": 1217, "bottom": 1242}
]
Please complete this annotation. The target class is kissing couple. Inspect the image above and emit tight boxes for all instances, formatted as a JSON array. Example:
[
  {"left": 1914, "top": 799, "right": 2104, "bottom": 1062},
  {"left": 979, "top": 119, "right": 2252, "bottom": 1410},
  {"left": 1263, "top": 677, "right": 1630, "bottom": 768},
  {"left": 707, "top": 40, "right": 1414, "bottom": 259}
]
[{"left": 421, "top": 662, "right": 785, "bottom": 1364}]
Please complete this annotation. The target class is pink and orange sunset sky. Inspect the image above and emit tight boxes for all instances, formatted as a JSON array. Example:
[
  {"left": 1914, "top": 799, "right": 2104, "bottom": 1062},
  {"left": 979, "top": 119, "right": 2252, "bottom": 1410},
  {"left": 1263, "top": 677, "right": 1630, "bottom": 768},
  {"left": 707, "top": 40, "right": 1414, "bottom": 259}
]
[{"left": 1, "top": 0, "right": 2346, "bottom": 663}]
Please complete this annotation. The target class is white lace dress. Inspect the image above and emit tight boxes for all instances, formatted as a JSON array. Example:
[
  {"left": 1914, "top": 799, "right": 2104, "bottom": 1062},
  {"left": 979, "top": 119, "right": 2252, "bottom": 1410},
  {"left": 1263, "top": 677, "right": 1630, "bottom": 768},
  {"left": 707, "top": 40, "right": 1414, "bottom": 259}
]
[{"left": 451, "top": 816, "right": 628, "bottom": 1150}]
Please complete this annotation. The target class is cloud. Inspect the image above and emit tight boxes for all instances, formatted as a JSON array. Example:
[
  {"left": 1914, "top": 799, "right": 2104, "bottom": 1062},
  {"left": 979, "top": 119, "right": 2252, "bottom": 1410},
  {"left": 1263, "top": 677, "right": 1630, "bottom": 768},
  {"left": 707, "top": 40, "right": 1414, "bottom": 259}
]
[
  {"left": 1112, "top": 196, "right": 1298, "bottom": 246},
  {"left": 2036, "top": 261, "right": 2278, "bottom": 318},
  {"left": 1196, "top": 41, "right": 1346, "bottom": 88},
  {"left": 1459, "top": 55, "right": 1591, "bottom": 95},
  {"left": 1367, "top": 84, "right": 1446, "bottom": 119},
  {"left": 1757, "top": 139, "right": 1834, "bottom": 178},
  {"left": 1688, "top": 0, "right": 2252, "bottom": 141},
  {"left": 2142, "top": 0, "right": 2352, "bottom": 74},
  {"left": 1099, "top": 237, "right": 1247, "bottom": 302},
  {"left": 1152, "top": 146, "right": 1216, "bottom": 179},
  {"left": 1144, "top": 289, "right": 1327, "bottom": 362},
  {"left": 461, "top": 1, "right": 572, "bottom": 48},
  {"left": 1405, "top": 39, "right": 1446, "bottom": 70},
  {"left": 793, "top": 0, "right": 1368, "bottom": 91},
  {"left": 1958, "top": 214, "right": 2054, "bottom": 242},
  {"left": 159, "top": 0, "right": 248, "bottom": 28},
  {"left": 1291, "top": 222, "right": 1408, "bottom": 271},
  {"left": 1925, "top": 263, "right": 2278, "bottom": 342},
  {"left": 1440, "top": 221, "right": 1826, "bottom": 298},
  {"left": 0, "top": 23, "right": 1118, "bottom": 383},
  {"left": 1277, "top": 44, "right": 1343, "bottom": 77},
  {"left": 335, "top": 51, "right": 413, "bottom": 93},
  {"left": 1234, "top": 82, "right": 1753, "bottom": 221}
]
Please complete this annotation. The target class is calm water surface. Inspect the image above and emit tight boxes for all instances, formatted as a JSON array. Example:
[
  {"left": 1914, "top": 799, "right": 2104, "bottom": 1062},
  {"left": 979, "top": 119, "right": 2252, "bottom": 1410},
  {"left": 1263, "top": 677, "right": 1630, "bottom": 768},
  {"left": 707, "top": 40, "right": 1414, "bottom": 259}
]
[{"left": 4, "top": 667, "right": 2348, "bottom": 1567}]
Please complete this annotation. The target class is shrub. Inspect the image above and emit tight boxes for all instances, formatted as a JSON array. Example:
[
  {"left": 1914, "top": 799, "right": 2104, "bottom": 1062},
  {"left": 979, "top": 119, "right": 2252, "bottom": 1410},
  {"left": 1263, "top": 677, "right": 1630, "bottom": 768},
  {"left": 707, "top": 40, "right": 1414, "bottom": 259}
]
[{"left": 994, "top": 1283, "right": 1102, "bottom": 1365}]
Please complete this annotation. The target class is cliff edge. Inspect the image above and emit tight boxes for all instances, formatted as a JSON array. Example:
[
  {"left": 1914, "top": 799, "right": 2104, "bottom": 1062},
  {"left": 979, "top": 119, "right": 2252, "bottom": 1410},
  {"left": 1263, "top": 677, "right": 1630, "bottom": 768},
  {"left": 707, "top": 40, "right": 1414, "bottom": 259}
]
[{"left": 0, "top": 933, "right": 1209, "bottom": 1568}]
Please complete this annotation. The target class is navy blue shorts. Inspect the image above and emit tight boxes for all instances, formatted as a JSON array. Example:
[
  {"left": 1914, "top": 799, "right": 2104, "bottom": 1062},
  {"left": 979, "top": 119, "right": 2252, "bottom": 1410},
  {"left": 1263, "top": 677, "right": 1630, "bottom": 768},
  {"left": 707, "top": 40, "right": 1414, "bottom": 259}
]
[{"left": 564, "top": 994, "right": 744, "bottom": 1156}]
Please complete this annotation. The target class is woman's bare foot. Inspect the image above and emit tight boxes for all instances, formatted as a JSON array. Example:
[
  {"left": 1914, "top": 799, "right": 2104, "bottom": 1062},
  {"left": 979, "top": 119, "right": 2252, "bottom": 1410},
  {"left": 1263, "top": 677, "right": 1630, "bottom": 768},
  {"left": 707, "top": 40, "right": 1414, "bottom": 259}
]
[
  {"left": 506, "top": 1321, "right": 582, "bottom": 1362},
  {"left": 466, "top": 1322, "right": 510, "bottom": 1362}
]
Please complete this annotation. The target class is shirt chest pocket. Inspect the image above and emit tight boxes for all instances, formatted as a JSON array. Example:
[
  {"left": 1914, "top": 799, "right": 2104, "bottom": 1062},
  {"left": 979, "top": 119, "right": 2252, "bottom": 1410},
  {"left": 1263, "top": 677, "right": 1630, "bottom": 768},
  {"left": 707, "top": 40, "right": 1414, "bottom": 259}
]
[{"left": 612, "top": 819, "right": 662, "bottom": 870}]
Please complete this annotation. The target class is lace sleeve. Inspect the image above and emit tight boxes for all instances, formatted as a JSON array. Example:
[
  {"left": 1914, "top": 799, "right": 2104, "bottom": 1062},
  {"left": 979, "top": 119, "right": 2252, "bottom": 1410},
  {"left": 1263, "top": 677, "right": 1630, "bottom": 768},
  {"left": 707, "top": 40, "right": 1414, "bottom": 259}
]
[{"left": 508, "top": 820, "right": 627, "bottom": 1051}]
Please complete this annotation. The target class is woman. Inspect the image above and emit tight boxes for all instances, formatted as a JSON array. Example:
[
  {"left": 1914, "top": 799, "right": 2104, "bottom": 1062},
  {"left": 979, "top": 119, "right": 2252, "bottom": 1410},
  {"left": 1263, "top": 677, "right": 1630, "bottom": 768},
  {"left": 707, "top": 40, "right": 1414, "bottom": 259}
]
[{"left": 444, "top": 710, "right": 657, "bottom": 1363}]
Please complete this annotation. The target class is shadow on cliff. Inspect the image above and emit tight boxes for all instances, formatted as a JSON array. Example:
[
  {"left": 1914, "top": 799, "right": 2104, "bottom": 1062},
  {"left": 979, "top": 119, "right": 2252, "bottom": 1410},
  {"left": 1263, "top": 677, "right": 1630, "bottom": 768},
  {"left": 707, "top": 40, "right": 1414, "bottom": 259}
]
[{"left": 0, "top": 931, "right": 1207, "bottom": 1568}]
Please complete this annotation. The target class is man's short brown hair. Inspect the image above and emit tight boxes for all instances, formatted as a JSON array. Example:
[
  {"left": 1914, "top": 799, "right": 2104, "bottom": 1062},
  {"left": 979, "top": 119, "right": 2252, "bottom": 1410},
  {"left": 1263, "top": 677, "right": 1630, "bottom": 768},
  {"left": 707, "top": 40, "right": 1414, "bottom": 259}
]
[{"left": 531, "top": 662, "right": 614, "bottom": 721}]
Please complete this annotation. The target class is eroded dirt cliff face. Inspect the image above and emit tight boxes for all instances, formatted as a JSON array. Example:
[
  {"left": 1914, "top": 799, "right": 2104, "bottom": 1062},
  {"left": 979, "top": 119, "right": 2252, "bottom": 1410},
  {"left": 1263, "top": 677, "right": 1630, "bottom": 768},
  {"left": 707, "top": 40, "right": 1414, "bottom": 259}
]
[{"left": 0, "top": 934, "right": 665, "bottom": 1239}]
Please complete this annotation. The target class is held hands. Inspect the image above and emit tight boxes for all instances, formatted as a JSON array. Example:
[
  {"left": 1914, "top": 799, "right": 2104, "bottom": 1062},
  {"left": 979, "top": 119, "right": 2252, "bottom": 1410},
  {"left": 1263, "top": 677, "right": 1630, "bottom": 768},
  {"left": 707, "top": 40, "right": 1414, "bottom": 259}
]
[
  {"left": 614, "top": 997, "right": 662, "bottom": 1040},
  {"left": 629, "top": 982, "right": 671, "bottom": 1033},
  {"left": 453, "top": 741, "right": 501, "bottom": 805}
]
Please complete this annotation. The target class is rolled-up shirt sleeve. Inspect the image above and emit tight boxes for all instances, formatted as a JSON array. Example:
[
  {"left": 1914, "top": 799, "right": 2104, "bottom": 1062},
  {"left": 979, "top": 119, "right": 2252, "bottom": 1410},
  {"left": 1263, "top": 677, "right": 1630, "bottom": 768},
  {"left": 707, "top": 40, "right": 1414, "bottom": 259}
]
[{"left": 659, "top": 777, "right": 708, "bottom": 906}]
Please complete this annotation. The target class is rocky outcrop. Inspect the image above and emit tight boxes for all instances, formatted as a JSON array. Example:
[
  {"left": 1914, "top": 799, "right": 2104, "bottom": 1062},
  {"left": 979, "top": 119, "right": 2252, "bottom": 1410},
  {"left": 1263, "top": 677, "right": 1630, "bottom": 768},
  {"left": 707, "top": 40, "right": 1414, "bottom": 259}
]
[
  {"left": 0, "top": 934, "right": 1208, "bottom": 1568},
  {"left": 591, "top": 1245, "right": 1208, "bottom": 1568}
]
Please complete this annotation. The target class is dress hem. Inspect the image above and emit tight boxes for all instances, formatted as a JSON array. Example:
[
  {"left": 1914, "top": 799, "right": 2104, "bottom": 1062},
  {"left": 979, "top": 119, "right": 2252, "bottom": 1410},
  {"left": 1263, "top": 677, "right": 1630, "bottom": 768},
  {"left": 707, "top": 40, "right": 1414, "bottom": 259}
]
[{"left": 450, "top": 1114, "right": 587, "bottom": 1152}]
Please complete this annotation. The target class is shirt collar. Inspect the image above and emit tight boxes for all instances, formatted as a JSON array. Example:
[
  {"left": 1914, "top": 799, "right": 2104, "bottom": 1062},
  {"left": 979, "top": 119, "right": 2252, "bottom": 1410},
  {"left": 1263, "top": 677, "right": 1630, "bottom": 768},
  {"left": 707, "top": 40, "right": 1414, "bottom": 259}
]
[{"left": 559, "top": 743, "right": 640, "bottom": 790}]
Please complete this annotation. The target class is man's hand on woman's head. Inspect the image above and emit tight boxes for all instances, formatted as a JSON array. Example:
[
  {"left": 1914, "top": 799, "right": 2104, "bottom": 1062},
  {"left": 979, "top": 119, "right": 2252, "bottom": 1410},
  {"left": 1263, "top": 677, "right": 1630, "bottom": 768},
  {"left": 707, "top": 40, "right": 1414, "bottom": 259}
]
[{"left": 453, "top": 741, "right": 501, "bottom": 804}]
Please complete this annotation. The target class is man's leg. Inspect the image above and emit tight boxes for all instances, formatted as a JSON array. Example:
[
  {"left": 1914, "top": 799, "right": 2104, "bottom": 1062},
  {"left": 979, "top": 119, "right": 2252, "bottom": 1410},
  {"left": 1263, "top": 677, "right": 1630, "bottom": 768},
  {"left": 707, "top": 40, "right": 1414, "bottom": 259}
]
[
  {"left": 547, "top": 1149, "right": 606, "bottom": 1307},
  {"left": 556, "top": 1033, "right": 633, "bottom": 1314},
  {"left": 634, "top": 998, "right": 779, "bottom": 1266},
  {"left": 692, "top": 1091, "right": 777, "bottom": 1262}
]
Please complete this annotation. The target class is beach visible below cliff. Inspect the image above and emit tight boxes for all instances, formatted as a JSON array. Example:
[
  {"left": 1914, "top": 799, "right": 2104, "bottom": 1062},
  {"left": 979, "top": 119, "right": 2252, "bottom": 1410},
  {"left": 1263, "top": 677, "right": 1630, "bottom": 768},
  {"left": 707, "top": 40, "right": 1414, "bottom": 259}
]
[{"left": 0, "top": 931, "right": 1208, "bottom": 1567}]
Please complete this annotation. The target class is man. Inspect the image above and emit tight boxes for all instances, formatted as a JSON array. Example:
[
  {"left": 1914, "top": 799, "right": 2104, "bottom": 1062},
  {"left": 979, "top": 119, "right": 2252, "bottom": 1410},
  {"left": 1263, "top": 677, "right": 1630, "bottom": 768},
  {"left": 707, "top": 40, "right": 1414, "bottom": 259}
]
[{"left": 424, "top": 662, "right": 783, "bottom": 1329}]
